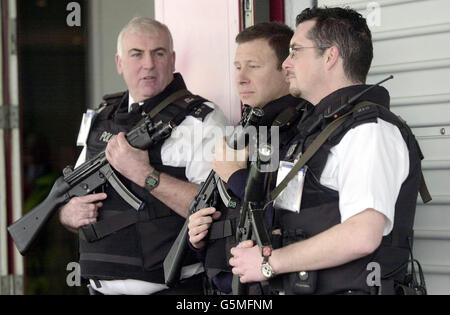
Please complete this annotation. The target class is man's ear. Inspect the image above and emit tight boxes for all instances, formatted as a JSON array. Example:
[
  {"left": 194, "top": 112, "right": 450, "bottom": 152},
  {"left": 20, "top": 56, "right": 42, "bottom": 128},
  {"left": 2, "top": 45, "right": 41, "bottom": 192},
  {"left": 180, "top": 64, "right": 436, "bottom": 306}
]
[
  {"left": 115, "top": 53, "right": 123, "bottom": 75},
  {"left": 325, "top": 46, "right": 340, "bottom": 71},
  {"left": 171, "top": 51, "right": 176, "bottom": 72}
]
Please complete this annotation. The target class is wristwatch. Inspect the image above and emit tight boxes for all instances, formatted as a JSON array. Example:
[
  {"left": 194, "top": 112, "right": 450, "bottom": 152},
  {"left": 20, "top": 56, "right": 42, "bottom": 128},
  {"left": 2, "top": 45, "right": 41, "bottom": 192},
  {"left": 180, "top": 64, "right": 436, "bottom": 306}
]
[
  {"left": 261, "top": 256, "right": 275, "bottom": 279},
  {"left": 144, "top": 169, "right": 160, "bottom": 192}
]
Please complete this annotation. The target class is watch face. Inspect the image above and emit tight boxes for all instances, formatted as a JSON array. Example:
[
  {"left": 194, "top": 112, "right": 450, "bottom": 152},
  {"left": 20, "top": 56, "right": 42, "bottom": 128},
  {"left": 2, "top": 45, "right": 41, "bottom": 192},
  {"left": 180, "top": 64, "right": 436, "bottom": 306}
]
[
  {"left": 262, "top": 263, "right": 274, "bottom": 279},
  {"left": 146, "top": 176, "right": 157, "bottom": 186},
  {"left": 145, "top": 172, "right": 159, "bottom": 190}
]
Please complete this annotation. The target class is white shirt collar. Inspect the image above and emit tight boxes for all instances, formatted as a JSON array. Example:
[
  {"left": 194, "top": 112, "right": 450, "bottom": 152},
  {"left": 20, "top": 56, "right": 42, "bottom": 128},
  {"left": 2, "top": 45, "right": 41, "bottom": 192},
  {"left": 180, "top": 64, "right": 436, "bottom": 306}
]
[{"left": 128, "top": 94, "right": 144, "bottom": 113}]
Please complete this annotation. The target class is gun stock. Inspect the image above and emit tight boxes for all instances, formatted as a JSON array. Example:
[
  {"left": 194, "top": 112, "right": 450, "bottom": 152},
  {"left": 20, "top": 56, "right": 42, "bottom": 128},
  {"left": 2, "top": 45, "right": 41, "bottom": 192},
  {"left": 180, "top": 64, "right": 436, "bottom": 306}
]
[
  {"left": 8, "top": 177, "right": 70, "bottom": 255},
  {"left": 163, "top": 219, "right": 189, "bottom": 286}
]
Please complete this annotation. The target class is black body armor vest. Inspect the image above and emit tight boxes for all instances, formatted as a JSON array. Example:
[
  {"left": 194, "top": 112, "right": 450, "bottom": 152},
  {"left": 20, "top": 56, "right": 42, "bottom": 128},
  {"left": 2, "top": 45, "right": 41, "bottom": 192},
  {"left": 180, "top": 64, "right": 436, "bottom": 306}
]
[
  {"left": 203, "top": 96, "right": 310, "bottom": 289},
  {"left": 79, "top": 74, "right": 213, "bottom": 283},
  {"left": 275, "top": 85, "right": 424, "bottom": 294}
]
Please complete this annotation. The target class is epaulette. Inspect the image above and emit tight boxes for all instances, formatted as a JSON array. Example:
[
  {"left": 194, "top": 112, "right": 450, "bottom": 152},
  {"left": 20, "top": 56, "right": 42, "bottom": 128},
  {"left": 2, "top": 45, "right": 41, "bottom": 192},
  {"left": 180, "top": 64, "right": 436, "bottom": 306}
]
[
  {"left": 173, "top": 95, "right": 212, "bottom": 122},
  {"left": 103, "top": 91, "right": 127, "bottom": 103},
  {"left": 96, "top": 91, "right": 127, "bottom": 114}
]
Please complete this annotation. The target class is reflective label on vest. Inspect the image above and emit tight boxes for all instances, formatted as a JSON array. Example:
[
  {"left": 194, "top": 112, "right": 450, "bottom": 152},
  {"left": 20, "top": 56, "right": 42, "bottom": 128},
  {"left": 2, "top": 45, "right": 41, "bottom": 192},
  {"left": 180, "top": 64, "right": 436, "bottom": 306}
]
[
  {"left": 77, "top": 109, "right": 96, "bottom": 147},
  {"left": 273, "top": 161, "right": 307, "bottom": 213}
]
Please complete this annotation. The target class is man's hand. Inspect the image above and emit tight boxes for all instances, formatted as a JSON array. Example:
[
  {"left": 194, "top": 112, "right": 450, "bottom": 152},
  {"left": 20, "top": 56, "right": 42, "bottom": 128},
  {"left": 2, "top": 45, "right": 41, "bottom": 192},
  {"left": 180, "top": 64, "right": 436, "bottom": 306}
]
[
  {"left": 229, "top": 240, "right": 265, "bottom": 283},
  {"left": 59, "top": 193, "right": 107, "bottom": 231},
  {"left": 188, "top": 207, "right": 222, "bottom": 249},
  {"left": 105, "top": 132, "right": 153, "bottom": 187},
  {"left": 212, "top": 137, "right": 248, "bottom": 183}
]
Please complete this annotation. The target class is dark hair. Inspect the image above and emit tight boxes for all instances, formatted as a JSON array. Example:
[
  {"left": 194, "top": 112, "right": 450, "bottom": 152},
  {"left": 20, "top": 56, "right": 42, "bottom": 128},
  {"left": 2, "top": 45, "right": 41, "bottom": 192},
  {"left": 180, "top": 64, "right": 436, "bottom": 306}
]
[
  {"left": 236, "top": 22, "right": 294, "bottom": 70},
  {"left": 296, "top": 7, "right": 373, "bottom": 83}
]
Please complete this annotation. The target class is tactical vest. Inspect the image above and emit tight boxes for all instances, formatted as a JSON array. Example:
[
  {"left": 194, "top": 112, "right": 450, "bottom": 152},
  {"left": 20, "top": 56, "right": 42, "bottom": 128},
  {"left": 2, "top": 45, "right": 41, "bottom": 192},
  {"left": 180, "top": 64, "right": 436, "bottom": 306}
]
[
  {"left": 274, "top": 101, "right": 424, "bottom": 294},
  {"left": 79, "top": 90, "right": 212, "bottom": 283},
  {"left": 203, "top": 97, "right": 309, "bottom": 289}
]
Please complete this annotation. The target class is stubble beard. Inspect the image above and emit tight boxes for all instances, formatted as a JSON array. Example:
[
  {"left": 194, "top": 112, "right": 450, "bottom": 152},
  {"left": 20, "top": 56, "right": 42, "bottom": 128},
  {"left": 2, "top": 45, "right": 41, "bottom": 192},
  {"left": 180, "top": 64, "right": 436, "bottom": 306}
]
[{"left": 289, "top": 86, "right": 302, "bottom": 98}]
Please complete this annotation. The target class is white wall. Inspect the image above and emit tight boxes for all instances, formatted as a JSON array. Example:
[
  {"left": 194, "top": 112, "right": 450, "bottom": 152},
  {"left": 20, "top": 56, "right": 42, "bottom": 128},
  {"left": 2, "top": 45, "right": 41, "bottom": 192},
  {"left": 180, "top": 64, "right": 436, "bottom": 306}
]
[{"left": 87, "top": 0, "right": 155, "bottom": 107}]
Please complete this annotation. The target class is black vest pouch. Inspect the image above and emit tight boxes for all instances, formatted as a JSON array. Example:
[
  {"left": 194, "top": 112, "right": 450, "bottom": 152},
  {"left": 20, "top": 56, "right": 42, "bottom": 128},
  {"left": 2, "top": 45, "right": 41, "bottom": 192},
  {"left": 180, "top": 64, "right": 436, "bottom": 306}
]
[
  {"left": 277, "top": 228, "right": 318, "bottom": 295},
  {"left": 204, "top": 203, "right": 240, "bottom": 279}
]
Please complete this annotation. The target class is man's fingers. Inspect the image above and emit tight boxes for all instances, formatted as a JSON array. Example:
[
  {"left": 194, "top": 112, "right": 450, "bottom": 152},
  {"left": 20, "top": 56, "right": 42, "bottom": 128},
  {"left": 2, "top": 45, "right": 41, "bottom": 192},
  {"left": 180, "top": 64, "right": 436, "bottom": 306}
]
[
  {"left": 74, "top": 193, "right": 107, "bottom": 204},
  {"left": 211, "top": 211, "right": 222, "bottom": 220},
  {"left": 95, "top": 201, "right": 103, "bottom": 209},
  {"left": 197, "top": 207, "right": 217, "bottom": 216},
  {"left": 188, "top": 207, "right": 216, "bottom": 227},
  {"left": 237, "top": 240, "right": 254, "bottom": 248},
  {"left": 190, "top": 230, "right": 208, "bottom": 244},
  {"left": 189, "top": 223, "right": 211, "bottom": 239},
  {"left": 80, "top": 218, "right": 97, "bottom": 226}
]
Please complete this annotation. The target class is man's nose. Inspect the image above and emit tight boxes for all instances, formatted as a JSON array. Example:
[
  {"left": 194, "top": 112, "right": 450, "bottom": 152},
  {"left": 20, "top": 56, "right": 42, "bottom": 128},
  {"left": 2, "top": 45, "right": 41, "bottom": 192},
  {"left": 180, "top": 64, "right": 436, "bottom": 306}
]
[
  {"left": 142, "top": 53, "right": 155, "bottom": 69},
  {"left": 237, "top": 69, "right": 249, "bottom": 85},
  {"left": 282, "top": 55, "right": 291, "bottom": 71}
]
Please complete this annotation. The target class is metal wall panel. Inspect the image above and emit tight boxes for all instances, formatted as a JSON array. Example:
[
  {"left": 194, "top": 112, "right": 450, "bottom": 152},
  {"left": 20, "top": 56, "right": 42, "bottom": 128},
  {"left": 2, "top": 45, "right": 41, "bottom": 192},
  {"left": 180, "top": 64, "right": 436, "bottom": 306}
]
[{"left": 311, "top": 0, "right": 450, "bottom": 294}]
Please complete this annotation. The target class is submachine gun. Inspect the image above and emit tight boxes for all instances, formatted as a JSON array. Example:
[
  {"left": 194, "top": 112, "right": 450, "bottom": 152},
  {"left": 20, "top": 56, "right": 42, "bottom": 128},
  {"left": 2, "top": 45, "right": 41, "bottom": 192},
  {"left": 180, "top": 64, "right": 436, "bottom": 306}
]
[
  {"left": 232, "top": 144, "right": 276, "bottom": 295},
  {"left": 8, "top": 116, "right": 174, "bottom": 255},
  {"left": 163, "top": 105, "right": 264, "bottom": 287}
]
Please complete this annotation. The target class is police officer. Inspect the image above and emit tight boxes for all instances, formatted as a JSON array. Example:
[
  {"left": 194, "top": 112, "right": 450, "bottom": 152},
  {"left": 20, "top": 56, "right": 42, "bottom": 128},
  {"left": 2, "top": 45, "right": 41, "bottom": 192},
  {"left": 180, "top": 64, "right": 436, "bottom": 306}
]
[
  {"left": 188, "top": 22, "right": 308, "bottom": 294},
  {"left": 229, "top": 7, "right": 426, "bottom": 295},
  {"left": 59, "top": 17, "right": 228, "bottom": 295}
]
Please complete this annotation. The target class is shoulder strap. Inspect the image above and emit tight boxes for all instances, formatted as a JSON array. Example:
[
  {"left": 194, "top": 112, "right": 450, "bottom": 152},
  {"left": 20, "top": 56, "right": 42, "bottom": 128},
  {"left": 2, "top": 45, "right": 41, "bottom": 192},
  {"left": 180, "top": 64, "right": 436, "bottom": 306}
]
[
  {"left": 146, "top": 89, "right": 210, "bottom": 125},
  {"left": 270, "top": 101, "right": 432, "bottom": 204},
  {"left": 148, "top": 89, "right": 191, "bottom": 119}
]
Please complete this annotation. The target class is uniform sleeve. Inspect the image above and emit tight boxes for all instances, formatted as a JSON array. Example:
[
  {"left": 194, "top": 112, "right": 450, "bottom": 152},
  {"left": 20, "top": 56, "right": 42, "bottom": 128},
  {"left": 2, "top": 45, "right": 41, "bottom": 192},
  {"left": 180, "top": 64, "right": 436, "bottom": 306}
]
[
  {"left": 160, "top": 101, "right": 229, "bottom": 184},
  {"left": 227, "top": 168, "right": 249, "bottom": 202},
  {"left": 321, "top": 119, "right": 410, "bottom": 236}
]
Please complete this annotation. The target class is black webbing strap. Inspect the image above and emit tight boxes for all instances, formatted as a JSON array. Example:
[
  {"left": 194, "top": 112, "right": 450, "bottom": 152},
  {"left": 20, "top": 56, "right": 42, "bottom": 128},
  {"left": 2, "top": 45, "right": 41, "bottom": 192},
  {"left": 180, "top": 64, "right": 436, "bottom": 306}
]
[
  {"left": 209, "top": 219, "right": 234, "bottom": 240},
  {"left": 147, "top": 89, "right": 191, "bottom": 119},
  {"left": 80, "top": 207, "right": 169, "bottom": 243},
  {"left": 79, "top": 253, "right": 143, "bottom": 267},
  {"left": 419, "top": 172, "right": 432, "bottom": 204},
  {"left": 128, "top": 89, "right": 193, "bottom": 130}
]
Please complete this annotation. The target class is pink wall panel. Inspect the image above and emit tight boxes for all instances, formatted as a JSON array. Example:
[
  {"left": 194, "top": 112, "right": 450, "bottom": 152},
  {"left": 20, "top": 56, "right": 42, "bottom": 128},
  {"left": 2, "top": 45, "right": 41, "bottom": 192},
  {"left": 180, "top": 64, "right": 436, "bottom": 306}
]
[{"left": 155, "top": 0, "right": 242, "bottom": 124}]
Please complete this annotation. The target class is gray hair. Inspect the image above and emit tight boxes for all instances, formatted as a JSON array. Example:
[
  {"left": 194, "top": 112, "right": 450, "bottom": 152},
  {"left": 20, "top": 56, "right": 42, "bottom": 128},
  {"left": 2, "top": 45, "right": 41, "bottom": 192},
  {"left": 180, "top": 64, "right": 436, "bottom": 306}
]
[{"left": 117, "top": 17, "right": 174, "bottom": 57}]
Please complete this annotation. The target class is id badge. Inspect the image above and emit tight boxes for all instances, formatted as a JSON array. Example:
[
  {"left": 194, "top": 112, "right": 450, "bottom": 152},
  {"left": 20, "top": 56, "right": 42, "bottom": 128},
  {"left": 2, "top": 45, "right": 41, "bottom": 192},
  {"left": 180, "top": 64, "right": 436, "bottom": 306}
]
[
  {"left": 273, "top": 161, "right": 307, "bottom": 213},
  {"left": 76, "top": 109, "right": 96, "bottom": 147}
]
